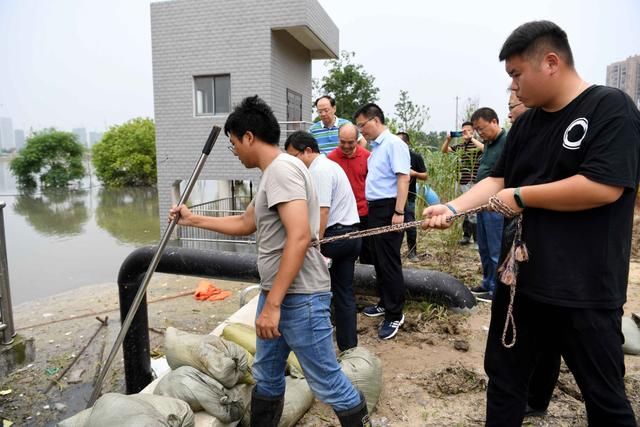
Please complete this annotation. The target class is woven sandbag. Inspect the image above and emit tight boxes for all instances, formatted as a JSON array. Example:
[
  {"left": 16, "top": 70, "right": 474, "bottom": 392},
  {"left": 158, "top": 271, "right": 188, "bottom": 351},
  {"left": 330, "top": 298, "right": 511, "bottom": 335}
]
[
  {"left": 338, "top": 346, "right": 383, "bottom": 411},
  {"left": 622, "top": 316, "right": 640, "bottom": 355},
  {"left": 165, "top": 327, "right": 253, "bottom": 387}
]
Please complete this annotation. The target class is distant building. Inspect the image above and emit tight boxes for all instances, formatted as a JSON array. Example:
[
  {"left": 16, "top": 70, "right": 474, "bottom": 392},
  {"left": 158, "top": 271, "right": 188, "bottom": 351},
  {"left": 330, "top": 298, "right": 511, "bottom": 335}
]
[
  {"left": 89, "top": 131, "right": 103, "bottom": 147},
  {"left": 606, "top": 55, "right": 640, "bottom": 108},
  {"left": 14, "top": 129, "right": 25, "bottom": 151},
  {"left": 72, "top": 127, "right": 87, "bottom": 147},
  {"left": 150, "top": 0, "right": 339, "bottom": 231},
  {"left": 0, "top": 117, "right": 15, "bottom": 151}
]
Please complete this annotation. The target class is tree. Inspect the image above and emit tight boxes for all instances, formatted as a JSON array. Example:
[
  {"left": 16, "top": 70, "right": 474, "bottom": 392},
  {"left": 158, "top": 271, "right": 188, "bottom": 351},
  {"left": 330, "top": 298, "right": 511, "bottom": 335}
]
[
  {"left": 92, "top": 117, "right": 156, "bottom": 187},
  {"left": 10, "top": 129, "right": 85, "bottom": 188},
  {"left": 394, "top": 89, "right": 431, "bottom": 146},
  {"left": 460, "top": 97, "right": 479, "bottom": 127},
  {"left": 317, "top": 51, "right": 380, "bottom": 121}
]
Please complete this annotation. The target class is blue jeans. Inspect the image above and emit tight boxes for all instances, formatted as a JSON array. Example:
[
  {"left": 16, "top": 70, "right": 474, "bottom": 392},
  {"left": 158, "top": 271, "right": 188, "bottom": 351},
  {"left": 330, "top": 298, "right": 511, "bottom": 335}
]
[
  {"left": 253, "top": 292, "right": 361, "bottom": 412},
  {"left": 476, "top": 211, "right": 504, "bottom": 294}
]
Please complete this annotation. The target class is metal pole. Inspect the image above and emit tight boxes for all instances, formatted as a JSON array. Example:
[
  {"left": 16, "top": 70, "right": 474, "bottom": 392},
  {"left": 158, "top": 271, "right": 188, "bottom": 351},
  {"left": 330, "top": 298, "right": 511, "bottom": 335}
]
[
  {"left": 88, "top": 125, "right": 221, "bottom": 407},
  {"left": 0, "top": 201, "right": 16, "bottom": 345},
  {"left": 455, "top": 96, "right": 459, "bottom": 129}
]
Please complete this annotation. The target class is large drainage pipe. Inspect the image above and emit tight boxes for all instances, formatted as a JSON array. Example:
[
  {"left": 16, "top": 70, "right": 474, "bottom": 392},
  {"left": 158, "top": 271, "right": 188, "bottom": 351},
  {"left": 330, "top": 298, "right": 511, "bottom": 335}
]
[{"left": 118, "top": 246, "right": 475, "bottom": 393}]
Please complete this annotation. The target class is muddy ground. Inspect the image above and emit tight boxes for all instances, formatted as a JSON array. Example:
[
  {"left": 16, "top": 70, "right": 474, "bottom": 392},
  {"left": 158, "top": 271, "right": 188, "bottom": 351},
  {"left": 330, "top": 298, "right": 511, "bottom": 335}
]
[{"left": 1, "top": 216, "right": 640, "bottom": 426}]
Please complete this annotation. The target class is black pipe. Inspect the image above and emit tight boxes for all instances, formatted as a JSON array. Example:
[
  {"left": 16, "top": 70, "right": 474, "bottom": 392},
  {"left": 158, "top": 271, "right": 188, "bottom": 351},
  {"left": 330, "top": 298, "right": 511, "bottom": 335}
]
[{"left": 117, "top": 246, "right": 475, "bottom": 393}]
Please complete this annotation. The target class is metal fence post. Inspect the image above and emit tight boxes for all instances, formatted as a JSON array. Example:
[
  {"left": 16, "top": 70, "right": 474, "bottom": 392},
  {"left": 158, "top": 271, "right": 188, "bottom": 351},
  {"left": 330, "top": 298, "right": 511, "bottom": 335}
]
[{"left": 0, "top": 201, "right": 16, "bottom": 345}]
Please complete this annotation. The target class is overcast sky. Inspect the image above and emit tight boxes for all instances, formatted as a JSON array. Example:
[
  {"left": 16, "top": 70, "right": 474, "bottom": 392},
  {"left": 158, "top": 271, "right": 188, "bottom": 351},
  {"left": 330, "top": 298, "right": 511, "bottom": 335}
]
[{"left": 1, "top": 0, "right": 639, "bottom": 135}]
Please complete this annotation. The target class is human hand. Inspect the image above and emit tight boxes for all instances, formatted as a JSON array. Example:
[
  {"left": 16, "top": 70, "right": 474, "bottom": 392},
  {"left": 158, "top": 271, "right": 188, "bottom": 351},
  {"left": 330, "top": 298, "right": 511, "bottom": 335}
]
[
  {"left": 421, "top": 204, "right": 455, "bottom": 229},
  {"left": 168, "top": 204, "right": 193, "bottom": 226},
  {"left": 256, "top": 300, "right": 281, "bottom": 339},
  {"left": 392, "top": 213, "right": 404, "bottom": 226}
]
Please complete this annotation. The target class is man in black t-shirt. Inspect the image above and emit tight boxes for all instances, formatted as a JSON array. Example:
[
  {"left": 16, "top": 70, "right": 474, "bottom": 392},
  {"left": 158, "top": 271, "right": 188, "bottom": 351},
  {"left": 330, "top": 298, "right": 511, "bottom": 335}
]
[
  {"left": 424, "top": 21, "right": 639, "bottom": 426},
  {"left": 397, "top": 132, "right": 427, "bottom": 260}
]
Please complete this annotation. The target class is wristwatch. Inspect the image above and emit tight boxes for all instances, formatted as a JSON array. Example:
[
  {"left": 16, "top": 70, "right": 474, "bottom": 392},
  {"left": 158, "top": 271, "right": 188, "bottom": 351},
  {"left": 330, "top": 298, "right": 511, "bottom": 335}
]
[{"left": 513, "top": 187, "right": 526, "bottom": 209}]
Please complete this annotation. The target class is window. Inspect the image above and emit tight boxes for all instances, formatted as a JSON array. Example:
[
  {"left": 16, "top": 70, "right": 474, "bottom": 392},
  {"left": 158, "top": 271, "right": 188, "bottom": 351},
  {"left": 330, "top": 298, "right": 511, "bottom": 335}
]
[
  {"left": 194, "top": 75, "right": 230, "bottom": 116},
  {"left": 286, "top": 89, "right": 302, "bottom": 122}
]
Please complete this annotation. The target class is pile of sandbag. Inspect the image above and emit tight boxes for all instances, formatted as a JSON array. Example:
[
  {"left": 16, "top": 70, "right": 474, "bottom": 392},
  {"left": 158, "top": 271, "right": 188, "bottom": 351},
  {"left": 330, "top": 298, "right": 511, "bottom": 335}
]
[{"left": 622, "top": 313, "right": 640, "bottom": 355}]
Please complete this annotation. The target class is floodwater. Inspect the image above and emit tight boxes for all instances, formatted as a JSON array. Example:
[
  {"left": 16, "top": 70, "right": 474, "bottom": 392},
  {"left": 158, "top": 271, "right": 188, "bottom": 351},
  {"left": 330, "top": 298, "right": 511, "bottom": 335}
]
[{"left": 0, "top": 158, "right": 254, "bottom": 305}]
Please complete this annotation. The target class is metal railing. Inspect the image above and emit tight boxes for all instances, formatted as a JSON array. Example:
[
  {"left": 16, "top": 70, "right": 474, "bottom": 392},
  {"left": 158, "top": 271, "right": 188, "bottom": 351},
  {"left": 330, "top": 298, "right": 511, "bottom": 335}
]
[
  {"left": 0, "top": 201, "right": 16, "bottom": 345},
  {"left": 176, "top": 196, "right": 256, "bottom": 244}
]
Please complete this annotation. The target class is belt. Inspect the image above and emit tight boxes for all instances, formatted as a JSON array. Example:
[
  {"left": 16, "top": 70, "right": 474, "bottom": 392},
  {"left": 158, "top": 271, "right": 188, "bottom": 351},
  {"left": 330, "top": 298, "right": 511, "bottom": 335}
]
[
  {"left": 326, "top": 223, "right": 358, "bottom": 232},
  {"left": 367, "top": 198, "right": 396, "bottom": 207}
]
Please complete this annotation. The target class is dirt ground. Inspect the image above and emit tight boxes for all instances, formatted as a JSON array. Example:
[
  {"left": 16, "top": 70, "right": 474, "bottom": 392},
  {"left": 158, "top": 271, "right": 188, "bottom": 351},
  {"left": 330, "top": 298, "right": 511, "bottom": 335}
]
[{"left": 1, "top": 216, "right": 640, "bottom": 426}]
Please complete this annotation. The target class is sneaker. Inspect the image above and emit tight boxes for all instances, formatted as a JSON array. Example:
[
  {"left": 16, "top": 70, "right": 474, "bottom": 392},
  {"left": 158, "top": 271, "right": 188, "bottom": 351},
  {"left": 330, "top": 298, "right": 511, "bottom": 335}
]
[
  {"left": 378, "top": 315, "right": 405, "bottom": 340},
  {"left": 362, "top": 305, "right": 385, "bottom": 317},
  {"left": 458, "top": 236, "right": 471, "bottom": 245},
  {"left": 475, "top": 291, "right": 493, "bottom": 302},
  {"left": 470, "top": 285, "right": 489, "bottom": 295},
  {"left": 407, "top": 254, "right": 418, "bottom": 262}
]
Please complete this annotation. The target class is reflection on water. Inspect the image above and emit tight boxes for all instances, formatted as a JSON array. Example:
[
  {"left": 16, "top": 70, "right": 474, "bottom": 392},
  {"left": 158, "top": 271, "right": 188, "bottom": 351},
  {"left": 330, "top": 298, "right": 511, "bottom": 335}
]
[
  {"left": 13, "top": 189, "right": 89, "bottom": 237},
  {"left": 95, "top": 187, "right": 160, "bottom": 245}
]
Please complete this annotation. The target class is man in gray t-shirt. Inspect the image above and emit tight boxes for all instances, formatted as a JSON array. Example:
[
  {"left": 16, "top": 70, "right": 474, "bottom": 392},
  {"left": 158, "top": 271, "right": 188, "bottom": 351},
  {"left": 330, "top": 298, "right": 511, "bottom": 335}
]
[{"left": 169, "top": 96, "right": 370, "bottom": 427}]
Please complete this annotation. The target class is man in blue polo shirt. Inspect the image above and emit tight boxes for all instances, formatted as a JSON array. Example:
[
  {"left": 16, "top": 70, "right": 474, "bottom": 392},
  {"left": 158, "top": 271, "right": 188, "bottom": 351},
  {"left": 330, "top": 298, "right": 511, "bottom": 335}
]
[
  {"left": 310, "top": 95, "right": 366, "bottom": 154},
  {"left": 354, "top": 103, "right": 410, "bottom": 340}
]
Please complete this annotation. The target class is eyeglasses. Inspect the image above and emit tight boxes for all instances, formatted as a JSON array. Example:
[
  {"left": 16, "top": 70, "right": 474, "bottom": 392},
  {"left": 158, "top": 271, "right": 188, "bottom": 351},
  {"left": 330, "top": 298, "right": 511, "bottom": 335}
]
[
  {"left": 227, "top": 143, "right": 237, "bottom": 155},
  {"left": 355, "top": 117, "right": 375, "bottom": 129},
  {"left": 508, "top": 102, "right": 523, "bottom": 111}
]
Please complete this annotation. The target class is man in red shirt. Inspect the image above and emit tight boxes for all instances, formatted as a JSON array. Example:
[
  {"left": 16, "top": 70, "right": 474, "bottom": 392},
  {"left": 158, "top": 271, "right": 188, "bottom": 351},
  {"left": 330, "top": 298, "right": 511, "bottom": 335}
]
[{"left": 328, "top": 123, "right": 373, "bottom": 264}]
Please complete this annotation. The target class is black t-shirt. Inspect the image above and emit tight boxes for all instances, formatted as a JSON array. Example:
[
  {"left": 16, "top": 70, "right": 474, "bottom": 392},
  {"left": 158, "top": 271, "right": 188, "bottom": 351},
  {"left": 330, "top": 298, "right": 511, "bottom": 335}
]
[
  {"left": 408, "top": 149, "right": 427, "bottom": 202},
  {"left": 492, "top": 85, "right": 640, "bottom": 309}
]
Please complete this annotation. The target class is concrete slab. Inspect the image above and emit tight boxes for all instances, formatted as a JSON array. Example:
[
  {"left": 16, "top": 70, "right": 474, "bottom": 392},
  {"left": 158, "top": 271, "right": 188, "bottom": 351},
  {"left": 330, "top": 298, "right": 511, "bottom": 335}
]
[{"left": 0, "top": 334, "right": 35, "bottom": 377}]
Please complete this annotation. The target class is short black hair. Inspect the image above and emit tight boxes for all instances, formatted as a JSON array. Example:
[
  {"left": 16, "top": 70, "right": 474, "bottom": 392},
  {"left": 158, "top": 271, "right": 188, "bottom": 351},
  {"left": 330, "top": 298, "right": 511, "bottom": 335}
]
[
  {"left": 353, "top": 103, "right": 385, "bottom": 125},
  {"left": 499, "top": 20, "right": 574, "bottom": 67},
  {"left": 396, "top": 132, "right": 410, "bottom": 143},
  {"left": 284, "top": 131, "right": 320, "bottom": 154},
  {"left": 314, "top": 95, "right": 335, "bottom": 108},
  {"left": 470, "top": 108, "right": 499, "bottom": 125},
  {"left": 224, "top": 95, "right": 280, "bottom": 145},
  {"left": 461, "top": 121, "right": 473, "bottom": 128}
]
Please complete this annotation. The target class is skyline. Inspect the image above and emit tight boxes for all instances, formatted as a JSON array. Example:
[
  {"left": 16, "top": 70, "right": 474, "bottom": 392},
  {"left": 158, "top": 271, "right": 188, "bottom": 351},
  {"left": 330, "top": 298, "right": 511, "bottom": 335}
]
[{"left": 1, "top": 0, "right": 639, "bottom": 134}]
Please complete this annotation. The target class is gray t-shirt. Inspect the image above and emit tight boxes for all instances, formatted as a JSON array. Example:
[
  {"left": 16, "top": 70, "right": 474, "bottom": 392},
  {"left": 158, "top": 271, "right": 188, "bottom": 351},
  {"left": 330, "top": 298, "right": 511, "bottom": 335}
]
[{"left": 253, "top": 153, "right": 330, "bottom": 294}]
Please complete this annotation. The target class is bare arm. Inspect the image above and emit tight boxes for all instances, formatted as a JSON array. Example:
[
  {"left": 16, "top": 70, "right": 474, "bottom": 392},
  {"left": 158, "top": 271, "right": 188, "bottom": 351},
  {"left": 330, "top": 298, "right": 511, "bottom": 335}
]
[
  {"left": 496, "top": 174, "right": 623, "bottom": 212},
  {"left": 411, "top": 169, "right": 428, "bottom": 181},
  {"left": 168, "top": 203, "right": 257, "bottom": 236},
  {"left": 319, "top": 207, "right": 329, "bottom": 239},
  {"left": 470, "top": 137, "right": 485, "bottom": 152},
  {"left": 441, "top": 135, "right": 453, "bottom": 153},
  {"left": 393, "top": 173, "right": 410, "bottom": 225},
  {"left": 255, "top": 199, "right": 311, "bottom": 339}
]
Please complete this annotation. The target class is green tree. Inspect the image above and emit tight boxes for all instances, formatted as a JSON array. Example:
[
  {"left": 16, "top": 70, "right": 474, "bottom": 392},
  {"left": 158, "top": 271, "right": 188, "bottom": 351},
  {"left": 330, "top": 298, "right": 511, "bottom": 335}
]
[
  {"left": 92, "top": 117, "right": 156, "bottom": 187},
  {"left": 10, "top": 129, "right": 85, "bottom": 188},
  {"left": 394, "top": 90, "right": 430, "bottom": 140},
  {"left": 317, "top": 51, "right": 379, "bottom": 121}
]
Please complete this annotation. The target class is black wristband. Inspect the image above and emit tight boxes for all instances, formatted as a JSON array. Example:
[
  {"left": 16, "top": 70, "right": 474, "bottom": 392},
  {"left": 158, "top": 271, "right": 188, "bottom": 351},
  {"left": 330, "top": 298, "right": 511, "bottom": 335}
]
[{"left": 394, "top": 210, "right": 404, "bottom": 215}]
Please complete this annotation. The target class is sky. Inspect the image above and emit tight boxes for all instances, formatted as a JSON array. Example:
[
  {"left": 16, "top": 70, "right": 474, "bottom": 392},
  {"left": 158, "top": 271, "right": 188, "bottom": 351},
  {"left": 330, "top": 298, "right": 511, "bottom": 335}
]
[{"left": 1, "top": 0, "right": 639, "bottom": 136}]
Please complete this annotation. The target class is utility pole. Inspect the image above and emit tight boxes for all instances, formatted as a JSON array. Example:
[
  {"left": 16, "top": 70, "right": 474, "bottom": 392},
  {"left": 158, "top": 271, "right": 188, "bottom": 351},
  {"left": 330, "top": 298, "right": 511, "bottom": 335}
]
[{"left": 455, "top": 96, "right": 459, "bottom": 130}]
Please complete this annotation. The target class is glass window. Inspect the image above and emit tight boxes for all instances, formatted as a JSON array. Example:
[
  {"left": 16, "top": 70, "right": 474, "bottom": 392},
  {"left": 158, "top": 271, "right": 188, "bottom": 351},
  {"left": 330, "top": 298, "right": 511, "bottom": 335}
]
[{"left": 194, "top": 75, "right": 230, "bottom": 116}]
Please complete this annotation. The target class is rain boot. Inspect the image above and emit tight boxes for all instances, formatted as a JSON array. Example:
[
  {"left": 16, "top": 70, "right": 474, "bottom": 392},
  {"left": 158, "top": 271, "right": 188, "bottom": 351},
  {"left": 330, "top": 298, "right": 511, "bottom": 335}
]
[
  {"left": 335, "top": 394, "right": 371, "bottom": 427},
  {"left": 250, "top": 389, "right": 284, "bottom": 427}
]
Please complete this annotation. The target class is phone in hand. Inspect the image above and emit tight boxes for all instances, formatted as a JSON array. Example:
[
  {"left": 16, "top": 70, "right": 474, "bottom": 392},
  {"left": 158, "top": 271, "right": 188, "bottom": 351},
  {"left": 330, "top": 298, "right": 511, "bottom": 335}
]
[{"left": 450, "top": 131, "right": 463, "bottom": 138}]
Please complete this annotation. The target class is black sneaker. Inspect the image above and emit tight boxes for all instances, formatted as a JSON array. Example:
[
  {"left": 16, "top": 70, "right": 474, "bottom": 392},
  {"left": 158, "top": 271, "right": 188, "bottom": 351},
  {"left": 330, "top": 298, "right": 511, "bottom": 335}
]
[
  {"left": 362, "top": 305, "right": 385, "bottom": 317},
  {"left": 458, "top": 236, "right": 471, "bottom": 245},
  {"left": 470, "top": 285, "right": 489, "bottom": 295},
  {"left": 378, "top": 315, "right": 405, "bottom": 340},
  {"left": 524, "top": 404, "right": 547, "bottom": 417},
  {"left": 475, "top": 291, "right": 493, "bottom": 303}
]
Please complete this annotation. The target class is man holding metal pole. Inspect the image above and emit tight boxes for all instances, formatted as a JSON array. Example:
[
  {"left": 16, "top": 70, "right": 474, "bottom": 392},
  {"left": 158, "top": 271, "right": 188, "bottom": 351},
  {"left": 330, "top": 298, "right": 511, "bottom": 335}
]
[{"left": 169, "top": 96, "right": 370, "bottom": 427}]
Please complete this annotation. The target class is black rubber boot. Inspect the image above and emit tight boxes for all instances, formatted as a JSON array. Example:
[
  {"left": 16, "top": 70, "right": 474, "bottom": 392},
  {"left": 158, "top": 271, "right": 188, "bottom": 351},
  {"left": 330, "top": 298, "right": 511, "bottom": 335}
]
[
  {"left": 335, "top": 395, "right": 371, "bottom": 427},
  {"left": 250, "top": 389, "right": 284, "bottom": 427}
]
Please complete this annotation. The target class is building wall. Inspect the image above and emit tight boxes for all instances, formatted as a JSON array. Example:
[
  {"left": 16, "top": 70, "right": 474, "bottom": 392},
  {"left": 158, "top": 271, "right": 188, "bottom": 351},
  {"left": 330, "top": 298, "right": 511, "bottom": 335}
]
[
  {"left": 0, "top": 118, "right": 14, "bottom": 151},
  {"left": 606, "top": 55, "right": 640, "bottom": 107},
  {"left": 151, "top": 0, "right": 338, "bottom": 232}
]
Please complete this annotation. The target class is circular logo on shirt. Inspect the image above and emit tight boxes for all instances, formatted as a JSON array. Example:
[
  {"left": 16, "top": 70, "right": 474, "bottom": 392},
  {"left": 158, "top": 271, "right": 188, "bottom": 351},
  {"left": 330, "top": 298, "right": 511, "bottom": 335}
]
[{"left": 562, "top": 117, "right": 589, "bottom": 150}]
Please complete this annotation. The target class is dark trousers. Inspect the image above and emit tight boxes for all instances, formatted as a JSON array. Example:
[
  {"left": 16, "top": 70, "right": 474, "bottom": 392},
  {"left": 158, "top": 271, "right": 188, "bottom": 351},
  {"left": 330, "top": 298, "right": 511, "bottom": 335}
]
[
  {"left": 358, "top": 215, "right": 374, "bottom": 265},
  {"left": 485, "top": 286, "right": 636, "bottom": 427},
  {"left": 368, "top": 198, "right": 405, "bottom": 321},
  {"left": 404, "top": 200, "right": 417, "bottom": 256},
  {"left": 527, "top": 351, "right": 561, "bottom": 411},
  {"left": 320, "top": 224, "right": 361, "bottom": 352}
]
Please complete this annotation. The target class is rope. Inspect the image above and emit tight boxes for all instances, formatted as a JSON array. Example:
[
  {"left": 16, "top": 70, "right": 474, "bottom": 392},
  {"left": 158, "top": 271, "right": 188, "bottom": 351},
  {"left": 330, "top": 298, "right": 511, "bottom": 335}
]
[{"left": 312, "top": 195, "right": 525, "bottom": 349}]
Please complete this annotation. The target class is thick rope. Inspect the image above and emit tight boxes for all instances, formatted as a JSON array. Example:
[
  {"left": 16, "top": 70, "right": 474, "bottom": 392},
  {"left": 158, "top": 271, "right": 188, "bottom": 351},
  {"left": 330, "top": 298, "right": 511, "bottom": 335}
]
[{"left": 311, "top": 195, "right": 526, "bottom": 349}]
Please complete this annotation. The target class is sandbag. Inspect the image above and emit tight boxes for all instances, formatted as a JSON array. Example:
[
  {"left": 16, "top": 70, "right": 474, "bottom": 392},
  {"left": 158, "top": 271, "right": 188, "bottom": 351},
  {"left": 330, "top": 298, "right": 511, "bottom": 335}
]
[
  {"left": 240, "top": 376, "right": 314, "bottom": 427},
  {"left": 622, "top": 316, "right": 640, "bottom": 355},
  {"left": 222, "top": 323, "right": 304, "bottom": 378},
  {"left": 58, "top": 393, "right": 194, "bottom": 427},
  {"left": 338, "top": 346, "right": 383, "bottom": 411},
  {"left": 165, "top": 327, "right": 253, "bottom": 387},
  {"left": 154, "top": 366, "right": 251, "bottom": 423}
]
